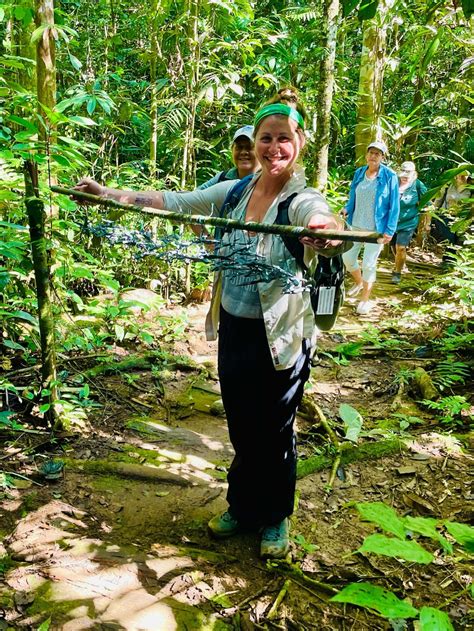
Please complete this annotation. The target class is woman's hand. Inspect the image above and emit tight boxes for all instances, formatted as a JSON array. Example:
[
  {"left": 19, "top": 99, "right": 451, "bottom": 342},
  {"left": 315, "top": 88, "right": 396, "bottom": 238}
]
[
  {"left": 300, "top": 214, "right": 343, "bottom": 251},
  {"left": 377, "top": 233, "right": 392, "bottom": 244},
  {"left": 71, "top": 178, "right": 105, "bottom": 203}
]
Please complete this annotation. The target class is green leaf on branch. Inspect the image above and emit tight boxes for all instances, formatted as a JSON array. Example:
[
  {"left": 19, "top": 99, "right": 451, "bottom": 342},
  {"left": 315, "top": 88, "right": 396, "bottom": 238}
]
[
  {"left": 356, "top": 502, "right": 406, "bottom": 539},
  {"left": 444, "top": 521, "right": 474, "bottom": 552},
  {"left": 331, "top": 582, "right": 418, "bottom": 619},
  {"left": 339, "top": 404, "right": 363, "bottom": 443},
  {"left": 419, "top": 607, "right": 454, "bottom": 631},
  {"left": 358, "top": 534, "right": 433, "bottom": 564}
]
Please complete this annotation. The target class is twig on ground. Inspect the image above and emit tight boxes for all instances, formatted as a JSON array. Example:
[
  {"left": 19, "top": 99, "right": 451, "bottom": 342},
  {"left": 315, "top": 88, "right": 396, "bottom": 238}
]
[{"left": 267, "top": 579, "right": 291, "bottom": 620}]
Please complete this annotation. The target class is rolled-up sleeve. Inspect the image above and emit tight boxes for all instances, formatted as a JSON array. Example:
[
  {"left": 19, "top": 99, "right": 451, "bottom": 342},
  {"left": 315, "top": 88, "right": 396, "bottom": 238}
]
[{"left": 162, "top": 181, "right": 235, "bottom": 216}]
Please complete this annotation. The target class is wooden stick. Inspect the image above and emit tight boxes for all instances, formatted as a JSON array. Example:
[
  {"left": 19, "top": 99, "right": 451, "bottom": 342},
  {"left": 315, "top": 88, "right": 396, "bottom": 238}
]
[{"left": 51, "top": 186, "right": 382, "bottom": 244}]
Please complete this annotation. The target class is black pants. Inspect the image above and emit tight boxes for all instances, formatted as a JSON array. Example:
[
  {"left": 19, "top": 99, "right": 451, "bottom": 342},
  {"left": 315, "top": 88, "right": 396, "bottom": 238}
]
[{"left": 218, "top": 307, "right": 311, "bottom": 528}]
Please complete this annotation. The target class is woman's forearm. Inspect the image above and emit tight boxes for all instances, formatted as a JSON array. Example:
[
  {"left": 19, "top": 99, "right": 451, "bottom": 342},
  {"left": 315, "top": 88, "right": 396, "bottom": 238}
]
[{"left": 102, "top": 187, "right": 164, "bottom": 209}]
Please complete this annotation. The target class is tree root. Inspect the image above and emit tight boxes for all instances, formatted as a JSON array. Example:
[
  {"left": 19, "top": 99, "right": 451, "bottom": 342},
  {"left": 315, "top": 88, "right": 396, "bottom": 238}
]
[
  {"left": 297, "top": 438, "right": 405, "bottom": 480},
  {"left": 66, "top": 458, "right": 198, "bottom": 486}
]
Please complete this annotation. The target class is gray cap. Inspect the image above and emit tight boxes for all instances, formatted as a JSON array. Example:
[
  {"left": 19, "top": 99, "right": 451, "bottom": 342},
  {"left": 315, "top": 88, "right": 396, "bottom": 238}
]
[
  {"left": 367, "top": 140, "right": 388, "bottom": 155},
  {"left": 232, "top": 125, "right": 254, "bottom": 143},
  {"left": 399, "top": 161, "right": 416, "bottom": 176}
]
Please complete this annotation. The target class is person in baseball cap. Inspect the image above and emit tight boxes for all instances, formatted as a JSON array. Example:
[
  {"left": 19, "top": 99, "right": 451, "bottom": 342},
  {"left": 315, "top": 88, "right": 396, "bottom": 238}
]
[
  {"left": 391, "top": 161, "right": 427, "bottom": 284},
  {"left": 342, "top": 139, "right": 400, "bottom": 315},
  {"left": 366, "top": 140, "right": 388, "bottom": 156},
  {"left": 198, "top": 124, "right": 259, "bottom": 190}
]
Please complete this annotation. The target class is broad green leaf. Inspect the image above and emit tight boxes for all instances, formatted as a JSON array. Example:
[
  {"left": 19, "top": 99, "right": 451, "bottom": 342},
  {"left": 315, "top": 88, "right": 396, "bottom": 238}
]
[
  {"left": 339, "top": 403, "right": 363, "bottom": 443},
  {"left": 39, "top": 403, "right": 51, "bottom": 413},
  {"left": 358, "top": 534, "right": 433, "bottom": 564},
  {"left": 51, "top": 154, "right": 71, "bottom": 167},
  {"left": 37, "top": 617, "right": 51, "bottom": 631},
  {"left": 86, "top": 97, "right": 97, "bottom": 115},
  {"left": 342, "top": 0, "right": 360, "bottom": 17},
  {"left": 69, "top": 53, "right": 82, "bottom": 71},
  {"left": 30, "top": 25, "right": 49, "bottom": 45},
  {"left": 461, "top": 0, "right": 474, "bottom": 19},
  {"left": 14, "top": 6, "right": 27, "bottom": 19},
  {"left": 356, "top": 502, "right": 406, "bottom": 539},
  {"left": 358, "top": 0, "right": 379, "bottom": 20},
  {"left": 404, "top": 516, "right": 452, "bottom": 553},
  {"left": 2, "top": 310, "right": 38, "bottom": 326},
  {"left": 444, "top": 521, "right": 474, "bottom": 552},
  {"left": 419, "top": 607, "right": 454, "bottom": 631},
  {"left": 114, "top": 324, "right": 125, "bottom": 341},
  {"left": 3, "top": 339, "right": 26, "bottom": 351},
  {"left": 68, "top": 115, "right": 97, "bottom": 127},
  {"left": 331, "top": 582, "right": 418, "bottom": 619},
  {"left": 0, "top": 8, "right": 5, "bottom": 21}
]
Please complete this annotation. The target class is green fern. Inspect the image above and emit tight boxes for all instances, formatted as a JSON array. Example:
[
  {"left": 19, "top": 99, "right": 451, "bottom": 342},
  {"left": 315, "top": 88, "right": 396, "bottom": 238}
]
[{"left": 431, "top": 357, "right": 470, "bottom": 391}]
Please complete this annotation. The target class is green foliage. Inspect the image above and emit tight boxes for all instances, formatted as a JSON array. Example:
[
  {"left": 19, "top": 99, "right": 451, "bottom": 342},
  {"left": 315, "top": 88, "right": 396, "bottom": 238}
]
[
  {"left": 356, "top": 502, "right": 405, "bottom": 539},
  {"left": 331, "top": 582, "right": 418, "bottom": 619},
  {"left": 422, "top": 395, "right": 471, "bottom": 428},
  {"left": 443, "top": 521, "right": 474, "bottom": 553},
  {"left": 338, "top": 404, "right": 363, "bottom": 443},
  {"left": 419, "top": 607, "right": 454, "bottom": 631},
  {"left": 431, "top": 357, "right": 470, "bottom": 391},
  {"left": 358, "top": 534, "right": 434, "bottom": 564}
]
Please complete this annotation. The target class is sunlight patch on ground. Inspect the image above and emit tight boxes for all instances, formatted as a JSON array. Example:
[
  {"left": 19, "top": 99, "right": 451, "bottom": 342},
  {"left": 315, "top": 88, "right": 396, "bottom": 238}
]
[{"left": 406, "top": 432, "right": 465, "bottom": 458}]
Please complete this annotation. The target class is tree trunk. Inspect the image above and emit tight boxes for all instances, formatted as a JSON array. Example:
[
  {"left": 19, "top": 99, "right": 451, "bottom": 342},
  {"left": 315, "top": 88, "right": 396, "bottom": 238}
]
[
  {"left": 354, "top": 0, "right": 392, "bottom": 164},
  {"left": 181, "top": 0, "right": 200, "bottom": 189},
  {"left": 313, "top": 0, "right": 339, "bottom": 192},
  {"left": 25, "top": 191, "right": 63, "bottom": 429},
  {"left": 35, "top": 0, "right": 56, "bottom": 143},
  {"left": 149, "top": 0, "right": 162, "bottom": 181}
]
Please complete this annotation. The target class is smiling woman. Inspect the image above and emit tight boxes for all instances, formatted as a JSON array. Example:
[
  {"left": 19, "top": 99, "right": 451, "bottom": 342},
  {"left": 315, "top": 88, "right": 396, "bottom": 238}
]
[{"left": 71, "top": 87, "right": 345, "bottom": 560}]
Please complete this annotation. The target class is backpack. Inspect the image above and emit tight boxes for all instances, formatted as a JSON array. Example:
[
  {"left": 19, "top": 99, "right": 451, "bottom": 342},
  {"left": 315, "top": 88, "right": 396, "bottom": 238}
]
[{"left": 218, "top": 176, "right": 345, "bottom": 331}]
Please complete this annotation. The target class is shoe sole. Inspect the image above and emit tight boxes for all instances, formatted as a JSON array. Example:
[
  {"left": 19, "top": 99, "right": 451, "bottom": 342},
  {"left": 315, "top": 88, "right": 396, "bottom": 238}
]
[
  {"left": 208, "top": 527, "right": 239, "bottom": 539},
  {"left": 260, "top": 545, "right": 290, "bottom": 559}
]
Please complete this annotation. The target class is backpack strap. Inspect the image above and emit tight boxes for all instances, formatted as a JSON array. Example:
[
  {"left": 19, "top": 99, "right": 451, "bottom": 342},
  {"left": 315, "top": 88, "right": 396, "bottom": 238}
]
[
  {"left": 217, "top": 170, "right": 229, "bottom": 183},
  {"left": 215, "top": 174, "right": 254, "bottom": 241},
  {"left": 274, "top": 193, "right": 304, "bottom": 268}
]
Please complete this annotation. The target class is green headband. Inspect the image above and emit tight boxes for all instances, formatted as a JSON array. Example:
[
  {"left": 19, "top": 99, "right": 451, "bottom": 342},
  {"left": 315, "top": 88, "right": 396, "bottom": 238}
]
[{"left": 254, "top": 103, "right": 305, "bottom": 130}]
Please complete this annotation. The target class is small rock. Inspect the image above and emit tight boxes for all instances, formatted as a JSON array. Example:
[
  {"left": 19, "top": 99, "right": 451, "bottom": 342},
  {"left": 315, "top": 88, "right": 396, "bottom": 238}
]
[
  {"left": 14, "top": 591, "right": 35, "bottom": 608},
  {"left": 397, "top": 466, "right": 417, "bottom": 475},
  {"left": 210, "top": 399, "right": 225, "bottom": 416}
]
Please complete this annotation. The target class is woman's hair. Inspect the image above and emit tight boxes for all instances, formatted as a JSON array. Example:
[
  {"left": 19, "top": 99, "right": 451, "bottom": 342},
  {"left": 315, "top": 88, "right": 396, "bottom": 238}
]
[
  {"left": 255, "top": 86, "right": 308, "bottom": 133},
  {"left": 267, "top": 87, "right": 307, "bottom": 123}
]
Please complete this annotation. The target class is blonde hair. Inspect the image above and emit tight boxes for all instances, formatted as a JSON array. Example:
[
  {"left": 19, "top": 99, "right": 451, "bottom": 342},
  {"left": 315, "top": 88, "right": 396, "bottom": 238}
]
[{"left": 255, "top": 86, "right": 307, "bottom": 133}]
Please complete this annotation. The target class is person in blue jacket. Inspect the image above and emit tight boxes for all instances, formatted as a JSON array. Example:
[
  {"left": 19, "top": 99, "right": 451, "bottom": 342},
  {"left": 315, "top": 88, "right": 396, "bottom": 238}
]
[{"left": 342, "top": 141, "right": 400, "bottom": 315}]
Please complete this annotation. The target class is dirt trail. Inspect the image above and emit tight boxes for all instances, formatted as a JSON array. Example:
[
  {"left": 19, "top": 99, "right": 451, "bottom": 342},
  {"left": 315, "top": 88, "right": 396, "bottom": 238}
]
[{"left": 1, "top": 258, "right": 473, "bottom": 630}]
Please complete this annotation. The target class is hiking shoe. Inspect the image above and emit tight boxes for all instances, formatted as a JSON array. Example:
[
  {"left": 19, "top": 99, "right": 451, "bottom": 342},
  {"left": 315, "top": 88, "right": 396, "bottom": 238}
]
[
  {"left": 391, "top": 272, "right": 402, "bottom": 284},
  {"left": 347, "top": 283, "right": 363, "bottom": 297},
  {"left": 356, "top": 300, "right": 374, "bottom": 315},
  {"left": 208, "top": 511, "right": 240, "bottom": 538},
  {"left": 260, "top": 519, "right": 290, "bottom": 558}
]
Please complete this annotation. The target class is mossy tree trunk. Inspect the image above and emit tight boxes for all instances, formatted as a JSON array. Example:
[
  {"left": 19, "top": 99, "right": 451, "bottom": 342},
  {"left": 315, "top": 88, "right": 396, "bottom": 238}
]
[
  {"left": 25, "top": 196, "right": 63, "bottom": 429},
  {"left": 354, "top": 0, "right": 392, "bottom": 164},
  {"left": 313, "top": 0, "right": 339, "bottom": 192}
]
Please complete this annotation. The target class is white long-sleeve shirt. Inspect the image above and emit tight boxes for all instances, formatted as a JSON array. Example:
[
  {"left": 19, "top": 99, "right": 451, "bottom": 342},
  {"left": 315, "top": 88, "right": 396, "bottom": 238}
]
[{"left": 163, "top": 167, "right": 340, "bottom": 370}]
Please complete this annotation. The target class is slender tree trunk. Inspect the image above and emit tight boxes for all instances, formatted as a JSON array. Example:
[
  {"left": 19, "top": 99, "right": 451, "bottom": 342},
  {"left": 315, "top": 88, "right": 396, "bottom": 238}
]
[
  {"left": 25, "top": 185, "right": 63, "bottom": 429},
  {"left": 181, "top": 0, "right": 200, "bottom": 189},
  {"left": 354, "top": 0, "right": 392, "bottom": 164},
  {"left": 35, "top": 0, "right": 56, "bottom": 143},
  {"left": 313, "top": 0, "right": 339, "bottom": 191},
  {"left": 149, "top": 0, "right": 162, "bottom": 181}
]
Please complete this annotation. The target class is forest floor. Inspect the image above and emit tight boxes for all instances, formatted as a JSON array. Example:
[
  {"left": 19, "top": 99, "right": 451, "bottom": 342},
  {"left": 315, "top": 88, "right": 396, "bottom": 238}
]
[{"left": 1, "top": 252, "right": 473, "bottom": 630}]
